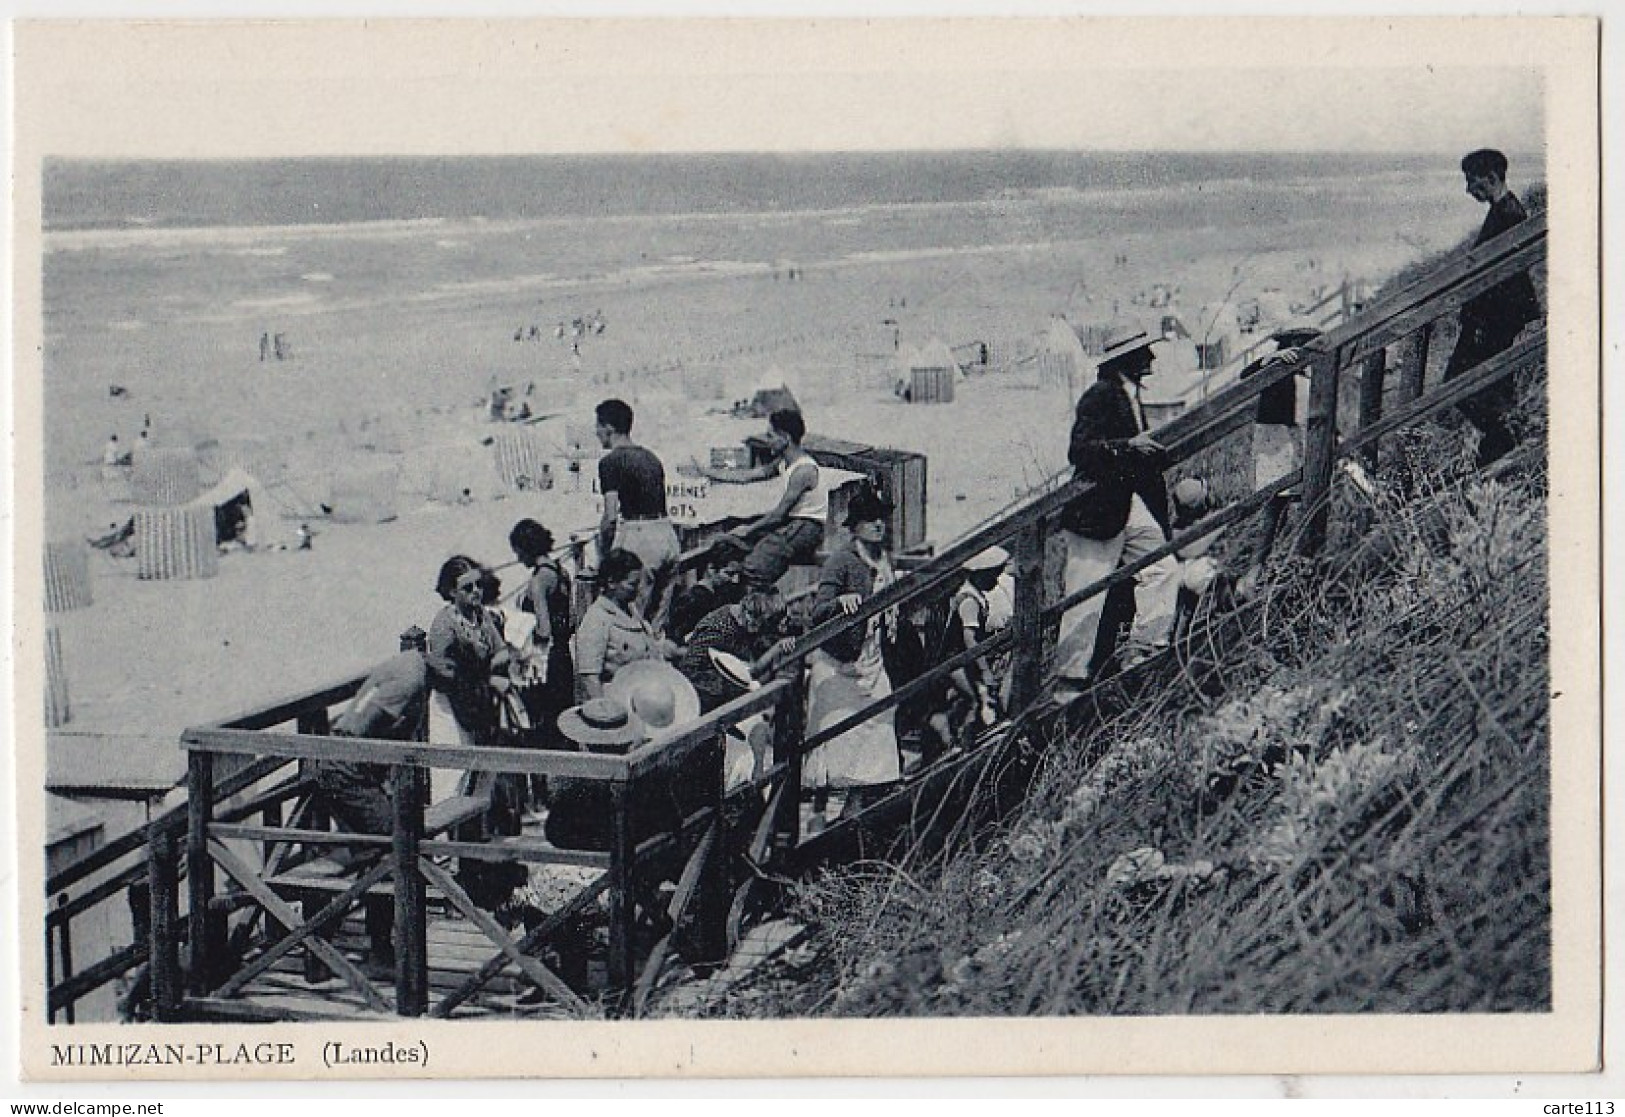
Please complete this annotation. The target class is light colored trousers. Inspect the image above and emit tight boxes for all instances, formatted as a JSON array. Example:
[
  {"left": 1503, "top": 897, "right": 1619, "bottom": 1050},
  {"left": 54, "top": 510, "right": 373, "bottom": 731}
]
[{"left": 1053, "top": 494, "right": 1181, "bottom": 681}]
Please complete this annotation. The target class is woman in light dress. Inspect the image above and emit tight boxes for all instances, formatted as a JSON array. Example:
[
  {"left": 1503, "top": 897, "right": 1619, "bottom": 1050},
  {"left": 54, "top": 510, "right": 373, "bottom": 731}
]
[{"left": 803, "top": 488, "right": 903, "bottom": 823}]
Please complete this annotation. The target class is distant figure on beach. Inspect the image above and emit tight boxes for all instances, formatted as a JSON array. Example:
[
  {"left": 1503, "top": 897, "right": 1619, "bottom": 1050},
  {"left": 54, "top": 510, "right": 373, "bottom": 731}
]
[
  {"left": 101, "top": 433, "right": 128, "bottom": 469},
  {"left": 1445, "top": 148, "right": 1544, "bottom": 467},
  {"left": 594, "top": 398, "right": 680, "bottom": 625},
  {"left": 1236, "top": 318, "right": 1323, "bottom": 595},
  {"left": 704, "top": 408, "right": 827, "bottom": 590},
  {"left": 296, "top": 523, "right": 314, "bottom": 551},
  {"left": 259, "top": 332, "right": 270, "bottom": 361},
  {"left": 273, "top": 333, "right": 288, "bottom": 360},
  {"left": 1051, "top": 323, "right": 1179, "bottom": 701}
]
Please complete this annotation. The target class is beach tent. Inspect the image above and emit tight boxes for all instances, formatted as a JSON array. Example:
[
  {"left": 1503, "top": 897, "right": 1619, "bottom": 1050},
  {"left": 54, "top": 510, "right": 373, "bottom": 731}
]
[
  {"left": 909, "top": 338, "right": 965, "bottom": 382},
  {"left": 744, "top": 378, "right": 800, "bottom": 418},
  {"left": 195, "top": 466, "right": 285, "bottom": 549}
]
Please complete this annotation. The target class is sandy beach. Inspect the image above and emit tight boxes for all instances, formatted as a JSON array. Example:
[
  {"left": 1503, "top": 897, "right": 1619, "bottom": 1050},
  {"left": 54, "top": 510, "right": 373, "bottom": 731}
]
[{"left": 39, "top": 157, "right": 1487, "bottom": 794}]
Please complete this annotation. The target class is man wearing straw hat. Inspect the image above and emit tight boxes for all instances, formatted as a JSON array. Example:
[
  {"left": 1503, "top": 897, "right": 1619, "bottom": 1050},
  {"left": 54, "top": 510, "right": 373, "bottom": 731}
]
[{"left": 1052, "top": 322, "right": 1178, "bottom": 700}]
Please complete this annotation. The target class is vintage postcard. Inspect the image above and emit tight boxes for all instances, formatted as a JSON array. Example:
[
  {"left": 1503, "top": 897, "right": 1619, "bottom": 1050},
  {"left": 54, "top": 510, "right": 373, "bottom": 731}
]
[{"left": 7, "top": 16, "right": 1602, "bottom": 1083}]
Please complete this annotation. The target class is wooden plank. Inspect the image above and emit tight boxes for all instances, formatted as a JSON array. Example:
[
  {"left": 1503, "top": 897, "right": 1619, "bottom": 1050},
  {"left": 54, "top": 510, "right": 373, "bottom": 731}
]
[
  {"left": 215, "top": 859, "right": 393, "bottom": 999},
  {"left": 207, "top": 839, "right": 391, "bottom": 1013},
  {"left": 187, "top": 995, "right": 391, "bottom": 1024},
  {"left": 1297, "top": 349, "right": 1343, "bottom": 556},
  {"left": 46, "top": 755, "right": 289, "bottom": 895},
  {"left": 1357, "top": 348, "right": 1387, "bottom": 471},
  {"left": 1400, "top": 320, "right": 1434, "bottom": 404},
  {"left": 48, "top": 942, "right": 146, "bottom": 1018},
  {"left": 1008, "top": 517, "right": 1048, "bottom": 711},
  {"left": 211, "top": 822, "right": 391, "bottom": 848},
  {"left": 417, "top": 858, "right": 589, "bottom": 1015},
  {"left": 607, "top": 780, "right": 636, "bottom": 1014},
  {"left": 147, "top": 828, "right": 182, "bottom": 1022},
  {"left": 393, "top": 764, "right": 429, "bottom": 1017},
  {"left": 186, "top": 750, "right": 224, "bottom": 995},
  {"left": 418, "top": 838, "right": 610, "bottom": 869},
  {"left": 181, "top": 727, "right": 627, "bottom": 780}
]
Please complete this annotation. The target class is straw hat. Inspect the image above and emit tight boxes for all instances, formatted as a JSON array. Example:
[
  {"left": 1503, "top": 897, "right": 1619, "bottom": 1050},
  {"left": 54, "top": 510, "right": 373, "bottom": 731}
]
[
  {"left": 963, "top": 545, "right": 1011, "bottom": 573},
  {"left": 557, "top": 697, "right": 646, "bottom": 754},
  {"left": 1096, "top": 322, "right": 1163, "bottom": 370},
  {"left": 604, "top": 659, "right": 701, "bottom": 733},
  {"left": 1270, "top": 316, "right": 1323, "bottom": 344}
]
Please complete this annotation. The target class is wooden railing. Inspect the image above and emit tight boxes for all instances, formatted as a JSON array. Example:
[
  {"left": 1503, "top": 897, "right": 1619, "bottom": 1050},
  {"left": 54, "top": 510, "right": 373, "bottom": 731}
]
[{"left": 51, "top": 212, "right": 1546, "bottom": 1022}]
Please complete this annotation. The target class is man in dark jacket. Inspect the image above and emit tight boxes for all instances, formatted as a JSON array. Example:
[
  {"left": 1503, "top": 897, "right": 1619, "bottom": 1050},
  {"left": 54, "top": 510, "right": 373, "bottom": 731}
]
[
  {"left": 1445, "top": 148, "right": 1543, "bottom": 467},
  {"left": 1052, "top": 323, "right": 1176, "bottom": 698}
]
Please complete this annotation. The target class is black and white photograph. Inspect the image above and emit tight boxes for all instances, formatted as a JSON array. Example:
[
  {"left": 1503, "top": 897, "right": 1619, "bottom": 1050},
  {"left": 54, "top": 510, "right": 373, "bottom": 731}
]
[{"left": 9, "top": 16, "right": 1603, "bottom": 1083}]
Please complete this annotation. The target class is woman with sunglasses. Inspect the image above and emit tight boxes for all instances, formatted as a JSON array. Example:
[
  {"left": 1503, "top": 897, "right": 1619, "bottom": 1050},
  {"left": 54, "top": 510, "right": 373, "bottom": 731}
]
[{"left": 427, "top": 554, "right": 514, "bottom": 755}]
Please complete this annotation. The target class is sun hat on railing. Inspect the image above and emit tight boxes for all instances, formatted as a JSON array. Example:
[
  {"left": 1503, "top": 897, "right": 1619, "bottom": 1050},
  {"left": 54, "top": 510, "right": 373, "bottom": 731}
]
[{"left": 557, "top": 697, "right": 647, "bottom": 754}]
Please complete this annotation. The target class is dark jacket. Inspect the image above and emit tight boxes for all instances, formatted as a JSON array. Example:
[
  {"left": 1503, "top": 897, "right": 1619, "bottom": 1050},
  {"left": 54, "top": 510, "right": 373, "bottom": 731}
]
[
  {"left": 811, "top": 542, "right": 884, "bottom": 663},
  {"left": 1460, "top": 191, "right": 1542, "bottom": 342},
  {"left": 1060, "top": 374, "right": 1170, "bottom": 540}
]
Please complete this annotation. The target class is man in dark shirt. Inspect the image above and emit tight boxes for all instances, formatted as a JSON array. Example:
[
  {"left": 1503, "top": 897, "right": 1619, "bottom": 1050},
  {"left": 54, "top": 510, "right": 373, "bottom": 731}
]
[
  {"left": 1236, "top": 320, "right": 1322, "bottom": 592},
  {"left": 1445, "top": 148, "right": 1543, "bottom": 467},
  {"left": 595, "top": 398, "right": 681, "bottom": 624}
]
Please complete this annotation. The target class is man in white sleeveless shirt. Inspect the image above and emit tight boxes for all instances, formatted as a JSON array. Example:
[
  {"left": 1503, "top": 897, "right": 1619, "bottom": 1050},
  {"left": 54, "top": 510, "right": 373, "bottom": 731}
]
[{"left": 705, "top": 407, "right": 827, "bottom": 590}]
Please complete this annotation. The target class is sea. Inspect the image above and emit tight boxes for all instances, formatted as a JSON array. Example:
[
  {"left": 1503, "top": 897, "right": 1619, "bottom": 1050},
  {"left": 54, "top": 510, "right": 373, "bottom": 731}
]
[{"left": 44, "top": 151, "right": 1476, "bottom": 232}]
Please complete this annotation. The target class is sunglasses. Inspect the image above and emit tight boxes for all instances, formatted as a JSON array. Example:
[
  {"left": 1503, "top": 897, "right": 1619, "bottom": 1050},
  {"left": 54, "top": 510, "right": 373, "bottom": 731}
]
[{"left": 456, "top": 576, "right": 484, "bottom": 592}]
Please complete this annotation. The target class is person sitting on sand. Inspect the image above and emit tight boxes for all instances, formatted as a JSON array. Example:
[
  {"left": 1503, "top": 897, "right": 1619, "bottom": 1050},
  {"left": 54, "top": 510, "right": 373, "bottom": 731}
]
[{"left": 703, "top": 408, "right": 827, "bottom": 590}]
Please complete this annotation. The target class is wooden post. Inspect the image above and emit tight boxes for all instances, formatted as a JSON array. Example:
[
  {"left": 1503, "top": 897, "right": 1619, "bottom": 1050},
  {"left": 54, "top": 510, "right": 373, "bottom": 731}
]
[
  {"left": 694, "top": 740, "right": 730, "bottom": 967},
  {"left": 298, "top": 709, "right": 331, "bottom": 833},
  {"left": 1400, "top": 320, "right": 1433, "bottom": 405},
  {"left": 772, "top": 674, "right": 807, "bottom": 862},
  {"left": 57, "top": 895, "right": 75, "bottom": 1024},
  {"left": 1297, "top": 350, "right": 1343, "bottom": 556},
  {"left": 1009, "top": 519, "right": 1048, "bottom": 712},
  {"left": 1357, "top": 348, "right": 1387, "bottom": 471},
  {"left": 45, "top": 920, "right": 57, "bottom": 1024},
  {"left": 392, "top": 762, "right": 428, "bottom": 1016},
  {"left": 148, "top": 827, "right": 182, "bottom": 1022},
  {"left": 607, "top": 778, "right": 637, "bottom": 1016},
  {"left": 186, "top": 750, "right": 223, "bottom": 995}
]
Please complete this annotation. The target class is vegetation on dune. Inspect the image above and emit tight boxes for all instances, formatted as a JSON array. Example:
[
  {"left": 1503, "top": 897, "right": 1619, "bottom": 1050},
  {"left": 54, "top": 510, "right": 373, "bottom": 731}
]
[{"left": 696, "top": 346, "right": 1551, "bottom": 1018}]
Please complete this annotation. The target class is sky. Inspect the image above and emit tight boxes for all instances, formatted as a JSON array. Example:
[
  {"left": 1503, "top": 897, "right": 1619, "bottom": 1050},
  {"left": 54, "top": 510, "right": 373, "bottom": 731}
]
[{"left": 6, "top": 20, "right": 1556, "bottom": 158}]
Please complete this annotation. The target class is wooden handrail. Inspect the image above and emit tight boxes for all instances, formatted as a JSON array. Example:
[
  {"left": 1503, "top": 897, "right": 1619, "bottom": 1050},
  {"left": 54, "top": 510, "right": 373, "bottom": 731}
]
[{"left": 182, "top": 726, "right": 631, "bottom": 781}]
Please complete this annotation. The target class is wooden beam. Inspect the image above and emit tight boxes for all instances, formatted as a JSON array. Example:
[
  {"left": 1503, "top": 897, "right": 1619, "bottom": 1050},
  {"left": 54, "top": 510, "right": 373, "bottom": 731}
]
[
  {"left": 207, "top": 839, "right": 390, "bottom": 1013},
  {"left": 1297, "top": 349, "right": 1343, "bottom": 556},
  {"left": 392, "top": 764, "right": 429, "bottom": 1017},
  {"left": 417, "top": 858, "right": 589, "bottom": 1016},
  {"left": 182, "top": 727, "right": 628, "bottom": 780}
]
